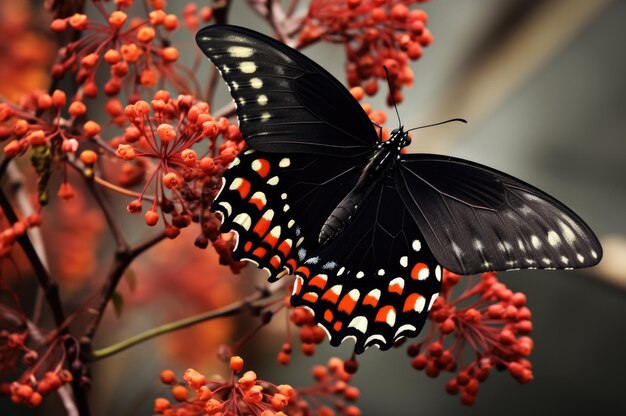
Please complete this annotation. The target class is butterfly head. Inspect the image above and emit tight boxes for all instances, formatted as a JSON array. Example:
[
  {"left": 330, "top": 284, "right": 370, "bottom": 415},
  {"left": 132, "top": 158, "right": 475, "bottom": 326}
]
[{"left": 389, "top": 126, "right": 411, "bottom": 148}]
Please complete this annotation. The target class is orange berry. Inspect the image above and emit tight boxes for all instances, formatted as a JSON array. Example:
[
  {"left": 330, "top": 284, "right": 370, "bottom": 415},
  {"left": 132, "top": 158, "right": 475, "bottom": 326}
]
[
  {"left": 344, "top": 405, "right": 362, "bottom": 416},
  {"left": 83, "top": 121, "right": 101, "bottom": 137},
  {"left": 26, "top": 130, "right": 46, "bottom": 146},
  {"left": 161, "top": 47, "right": 179, "bottom": 62},
  {"left": 37, "top": 94, "right": 52, "bottom": 110},
  {"left": 238, "top": 370, "right": 257, "bottom": 390},
  {"left": 277, "top": 351, "right": 290, "bottom": 366},
  {"left": 183, "top": 368, "right": 207, "bottom": 389},
  {"left": 120, "top": 43, "right": 142, "bottom": 63},
  {"left": 140, "top": 68, "right": 157, "bottom": 87},
  {"left": 270, "top": 393, "right": 288, "bottom": 410},
  {"left": 109, "top": 11, "right": 127, "bottom": 28},
  {"left": 230, "top": 356, "right": 244, "bottom": 373},
  {"left": 68, "top": 13, "right": 88, "bottom": 30},
  {"left": 160, "top": 369, "right": 176, "bottom": 384},
  {"left": 162, "top": 172, "right": 183, "bottom": 190},
  {"left": 3, "top": 140, "right": 22, "bottom": 157},
  {"left": 50, "top": 19, "right": 67, "bottom": 32},
  {"left": 171, "top": 385, "right": 188, "bottom": 402},
  {"left": 106, "top": 98, "right": 123, "bottom": 117},
  {"left": 156, "top": 124, "right": 176, "bottom": 142},
  {"left": 52, "top": 90, "right": 67, "bottom": 108},
  {"left": 164, "top": 225, "right": 180, "bottom": 239},
  {"left": 200, "top": 6, "right": 213, "bottom": 21},
  {"left": 163, "top": 14, "right": 179, "bottom": 30},
  {"left": 127, "top": 200, "right": 142, "bottom": 214},
  {"left": 244, "top": 385, "right": 263, "bottom": 404},
  {"left": 80, "top": 150, "right": 98, "bottom": 165},
  {"left": 124, "top": 126, "right": 142, "bottom": 142},
  {"left": 116, "top": 144, "right": 136, "bottom": 160},
  {"left": 149, "top": 10, "right": 166, "bottom": 25},
  {"left": 69, "top": 101, "right": 87, "bottom": 117},
  {"left": 114, "top": 0, "right": 133, "bottom": 6},
  {"left": 144, "top": 210, "right": 159, "bottom": 226},
  {"left": 58, "top": 183, "right": 76, "bottom": 200},
  {"left": 81, "top": 53, "right": 99, "bottom": 69},
  {"left": 349, "top": 86, "right": 364, "bottom": 101},
  {"left": 134, "top": 100, "right": 150, "bottom": 115},
  {"left": 391, "top": 3, "right": 409, "bottom": 21},
  {"left": 29, "top": 392, "right": 43, "bottom": 407},
  {"left": 104, "top": 49, "right": 120, "bottom": 65},
  {"left": 111, "top": 61, "right": 129, "bottom": 77},
  {"left": 83, "top": 81, "right": 98, "bottom": 98},
  {"left": 153, "top": 397, "right": 170, "bottom": 412},
  {"left": 137, "top": 27, "right": 156, "bottom": 43},
  {"left": 205, "top": 398, "right": 224, "bottom": 415}
]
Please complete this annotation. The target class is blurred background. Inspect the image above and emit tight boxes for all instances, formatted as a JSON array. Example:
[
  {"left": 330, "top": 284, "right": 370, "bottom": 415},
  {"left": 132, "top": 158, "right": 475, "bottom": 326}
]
[{"left": 1, "top": 0, "right": 625, "bottom": 414}]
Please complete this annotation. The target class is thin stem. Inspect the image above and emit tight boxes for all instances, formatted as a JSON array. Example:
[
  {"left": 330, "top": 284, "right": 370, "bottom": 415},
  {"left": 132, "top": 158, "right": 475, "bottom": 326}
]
[
  {"left": 91, "top": 284, "right": 282, "bottom": 360},
  {"left": 85, "top": 178, "right": 128, "bottom": 251},
  {"left": 82, "top": 231, "right": 166, "bottom": 342}
]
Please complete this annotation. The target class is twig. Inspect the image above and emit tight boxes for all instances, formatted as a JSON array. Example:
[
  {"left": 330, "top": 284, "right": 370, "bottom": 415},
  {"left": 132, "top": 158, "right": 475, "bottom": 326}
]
[
  {"left": 82, "top": 231, "right": 166, "bottom": 342},
  {"left": 91, "top": 283, "right": 284, "bottom": 360}
]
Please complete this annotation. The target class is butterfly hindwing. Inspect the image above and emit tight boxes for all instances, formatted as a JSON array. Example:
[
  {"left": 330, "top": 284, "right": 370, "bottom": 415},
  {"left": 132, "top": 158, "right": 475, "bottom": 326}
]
[
  {"left": 195, "top": 25, "right": 378, "bottom": 156},
  {"left": 212, "top": 148, "right": 365, "bottom": 280},
  {"left": 291, "top": 176, "right": 442, "bottom": 354},
  {"left": 396, "top": 154, "right": 602, "bottom": 275}
]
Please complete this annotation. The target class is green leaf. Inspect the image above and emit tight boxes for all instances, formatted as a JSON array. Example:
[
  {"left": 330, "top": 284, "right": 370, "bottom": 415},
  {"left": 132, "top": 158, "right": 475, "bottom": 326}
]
[
  {"left": 112, "top": 291, "right": 124, "bottom": 318},
  {"left": 124, "top": 268, "right": 137, "bottom": 292}
]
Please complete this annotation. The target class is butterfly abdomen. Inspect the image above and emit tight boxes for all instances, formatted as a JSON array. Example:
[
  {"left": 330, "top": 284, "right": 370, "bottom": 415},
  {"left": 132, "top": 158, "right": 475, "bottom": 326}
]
[{"left": 318, "top": 146, "right": 397, "bottom": 245}]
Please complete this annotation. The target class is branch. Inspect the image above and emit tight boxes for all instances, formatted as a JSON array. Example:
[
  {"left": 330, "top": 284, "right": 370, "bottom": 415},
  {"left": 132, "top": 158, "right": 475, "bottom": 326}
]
[
  {"left": 82, "top": 231, "right": 166, "bottom": 342},
  {"left": 91, "top": 282, "right": 285, "bottom": 360}
]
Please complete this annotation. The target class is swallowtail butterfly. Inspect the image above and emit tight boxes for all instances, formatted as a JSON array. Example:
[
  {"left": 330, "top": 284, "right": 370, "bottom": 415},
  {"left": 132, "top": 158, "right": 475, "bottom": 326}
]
[{"left": 196, "top": 25, "right": 602, "bottom": 354}]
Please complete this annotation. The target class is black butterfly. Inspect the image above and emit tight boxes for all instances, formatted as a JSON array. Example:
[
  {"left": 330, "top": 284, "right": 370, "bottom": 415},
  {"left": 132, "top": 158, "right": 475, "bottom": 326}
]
[{"left": 195, "top": 25, "right": 602, "bottom": 354}]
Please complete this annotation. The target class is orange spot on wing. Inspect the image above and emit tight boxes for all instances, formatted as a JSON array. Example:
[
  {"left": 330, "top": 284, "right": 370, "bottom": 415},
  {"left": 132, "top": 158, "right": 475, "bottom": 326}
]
[
  {"left": 270, "top": 255, "right": 281, "bottom": 269},
  {"left": 333, "top": 321, "right": 343, "bottom": 332},
  {"left": 249, "top": 196, "right": 265, "bottom": 210},
  {"left": 286, "top": 258, "right": 297, "bottom": 270},
  {"left": 254, "top": 159, "right": 270, "bottom": 177},
  {"left": 295, "top": 266, "right": 310, "bottom": 278},
  {"left": 309, "top": 275, "right": 327, "bottom": 290},
  {"left": 277, "top": 240, "right": 292, "bottom": 257},
  {"left": 375, "top": 305, "right": 395, "bottom": 323},
  {"left": 324, "top": 309, "right": 333, "bottom": 322},
  {"left": 252, "top": 247, "right": 267, "bottom": 258},
  {"left": 338, "top": 293, "right": 357, "bottom": 315},
  {"left": 244, "top": 241, "right": 253, "bottom": 252},
  {"left": 411, "top": 262, "right": 428, "bottom": 280},
  {"left": 263, "top": 232, "right": 279, "bottom": 248},
  {"left": 388, "top": 282, "right": 403, "bottom": 295},
  {"left": 302, "top": 292, "right": 318, "bottom": 303},
  {"left": 253, "top": 218, "right": 271, "bottom": 237},
  {"left": 322, "top": 288, "right": 340, "bottom": 304},
  {"left": 235, "top": 178, "right": 251, "bottom": 198},
  {"left": 363, "top": 293, "right": 379, "bottom": 307},
  {"left": 403, "top": 293, "right": 423, "bottom": 313}
]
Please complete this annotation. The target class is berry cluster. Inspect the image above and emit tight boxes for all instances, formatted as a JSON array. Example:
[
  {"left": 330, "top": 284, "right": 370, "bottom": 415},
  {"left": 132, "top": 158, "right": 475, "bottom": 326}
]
[
  {"left": 156, "top": 356, "right": 360, "bottom": 416},
  {"left": 115, "top": 91, "right": 246, "bottom": 272},
  {"left": 0, "top": 301, "right": 76, "bottom": 408},
  {"left": 0, "top": 210, "right": 42, "bottom": 258},
  {"left": 408, "top": 271, "right": 534, "bottom": 405},
  {"left": 300, "top": 0, "right": 433, "bottom": 104},
  {"left": 50, "top": 1, "right": 213, "bottom": 98}
]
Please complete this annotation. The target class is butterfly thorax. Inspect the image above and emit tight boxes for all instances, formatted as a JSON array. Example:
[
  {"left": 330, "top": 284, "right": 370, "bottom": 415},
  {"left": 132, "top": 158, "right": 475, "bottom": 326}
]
[{"left": 317, "top": 128, "right": 409, "bottom": 245}]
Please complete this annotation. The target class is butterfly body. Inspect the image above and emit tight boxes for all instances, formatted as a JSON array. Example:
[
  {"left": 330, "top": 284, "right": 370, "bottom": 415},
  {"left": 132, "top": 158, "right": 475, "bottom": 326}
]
[
  {"left": 319, "top": 127, "right": 409, "bottom": 245},
  {"left": 196, "top": 25, "right": 602, "bottom": 353}
]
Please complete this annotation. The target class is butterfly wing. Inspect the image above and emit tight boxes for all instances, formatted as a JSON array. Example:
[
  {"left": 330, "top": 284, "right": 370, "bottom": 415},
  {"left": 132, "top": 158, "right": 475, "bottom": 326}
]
[
  {"left": 212, "top": 148, "right": 366, "bottom": 281},
  {"left": 291, "top": 176, "right": 442, "bottom": 354},
  {"left": 196, "top": 25, "right": 378, "bottom": 157},
  {"left": 395, "top": 154, "right": 602, "bottom": 275}
]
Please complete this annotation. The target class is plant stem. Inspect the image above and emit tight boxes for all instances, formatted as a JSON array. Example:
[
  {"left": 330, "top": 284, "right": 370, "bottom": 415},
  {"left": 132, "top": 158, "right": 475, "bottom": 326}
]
[
  {"left": 91, "top": 284, "right": 282, "bottom": 360},
  {"left": 82, "top": 232, "right": 166, "bottom": 342}
]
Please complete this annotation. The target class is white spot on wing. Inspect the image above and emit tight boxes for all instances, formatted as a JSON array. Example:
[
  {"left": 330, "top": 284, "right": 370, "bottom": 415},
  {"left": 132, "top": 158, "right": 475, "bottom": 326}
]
[
  {"left": 250, "top": 77, "right": 263, "bottom": 89},
  {"left": 377, "top": 269, "right": 385, "bottom": 276},
  {"left": 261, "top": 112, "right": 271, "bottom": 122},
  {"left": 394, "top": 324, "right": 417, "bottom": 338},
  {"left": 279, "top": 158, "right": 291, "bottom": 168},
  {"left": 435, "top": 265, "right": 442, "bottom": 281},
  {"left": 239, "top": 61, "right": 257, "bottom": 73},
  {"left": 412, "top": 240, "right": 421, "bottom": 251},
  {"left": 356, "top": 271, "right": 364, "bottom": 279},
  {"left": 400, "top": 256, "right": 408, "bottom": 267},
  {"left": 267, "top": 176, "right": 279, "bottom": 185},
  {"left": 257, "top": 94, "right": 268, "bottom": 105},
  {"left": 348, "top": 316, "right": 368, "bottom": 333},
  {"left": 233, "top": 213, "right": 252, "bottom": 230},
  {"left": 427, "top": 293, "right": 439, "bottom": 311},
  {"left": 218, "top": 201, "right": 232, "bottom": 216},
  {"left": 337, "top": 267, "right": 345, "bottom": 276},
  {"left": 531, "top": 235, "right": 542, "bottom": 250},
  {"left": 227, "top": 45, "right": 253, "bottom": 58},
  {"left": 547, "top": 231, "right": 561, "bottom": 247}
]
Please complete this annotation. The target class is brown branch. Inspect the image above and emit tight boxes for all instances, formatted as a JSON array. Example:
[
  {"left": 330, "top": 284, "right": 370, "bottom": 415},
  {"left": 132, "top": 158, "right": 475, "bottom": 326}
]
[{"left": 82, "top": 231, "right": 166, "bottom": 342}]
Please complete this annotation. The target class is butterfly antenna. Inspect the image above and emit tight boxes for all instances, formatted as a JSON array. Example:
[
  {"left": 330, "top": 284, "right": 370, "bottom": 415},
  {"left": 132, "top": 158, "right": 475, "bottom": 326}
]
[
  {"left": 406, "top": 118, "right": 467, "bottom": 133},
  {"left": 383, "top": 66, "right": 402, "bottom": 128}
]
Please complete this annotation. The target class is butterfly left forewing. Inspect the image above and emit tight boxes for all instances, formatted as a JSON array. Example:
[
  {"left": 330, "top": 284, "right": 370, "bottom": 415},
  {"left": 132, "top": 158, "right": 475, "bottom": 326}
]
[
  {"left": 291, "top": 178, "right": 442, "bottom": 353},
  {"left": 396, "top": 154, "right": 602, "bottom": 275},
  {"left": 196, "top": 25, "right": 378, "bottom": 156}
]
